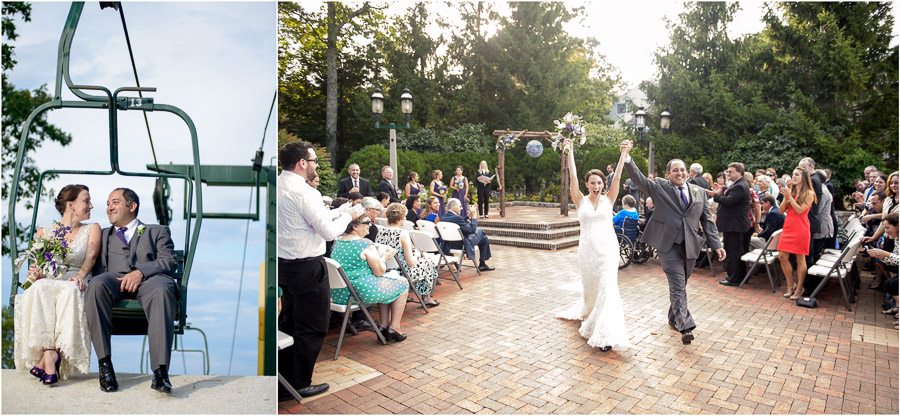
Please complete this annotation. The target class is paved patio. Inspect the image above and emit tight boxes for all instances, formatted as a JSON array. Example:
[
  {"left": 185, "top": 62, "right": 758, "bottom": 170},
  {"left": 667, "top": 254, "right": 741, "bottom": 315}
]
[{"left": 280, "top": 244, "right": 899, "bottom": 414}]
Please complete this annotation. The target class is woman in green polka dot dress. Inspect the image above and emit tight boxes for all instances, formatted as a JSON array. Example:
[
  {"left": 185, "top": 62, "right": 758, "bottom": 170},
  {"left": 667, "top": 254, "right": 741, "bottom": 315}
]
[
  {"left": 376, "top": 203, "right": 440, "bottom": 307},
  {"left": 331, "top": 214, "right": 410, "bottom": 342}
]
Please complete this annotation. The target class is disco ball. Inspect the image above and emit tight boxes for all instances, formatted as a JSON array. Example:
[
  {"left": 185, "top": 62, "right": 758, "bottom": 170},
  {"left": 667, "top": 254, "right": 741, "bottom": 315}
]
[{"left": 525, "top": 140, "right": 543, "bottom": 158}]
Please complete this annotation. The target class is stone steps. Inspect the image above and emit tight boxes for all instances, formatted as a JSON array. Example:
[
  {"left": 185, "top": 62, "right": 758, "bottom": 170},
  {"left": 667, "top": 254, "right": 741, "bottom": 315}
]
[{"left": 485, "top": 234, "right": 581, "bottom": 251}]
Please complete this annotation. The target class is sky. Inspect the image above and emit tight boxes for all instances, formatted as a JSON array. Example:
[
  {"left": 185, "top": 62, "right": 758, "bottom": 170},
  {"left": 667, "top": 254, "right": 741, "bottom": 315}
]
[{"left": 2, "top": 2, "right": 276, "bottom": 377}]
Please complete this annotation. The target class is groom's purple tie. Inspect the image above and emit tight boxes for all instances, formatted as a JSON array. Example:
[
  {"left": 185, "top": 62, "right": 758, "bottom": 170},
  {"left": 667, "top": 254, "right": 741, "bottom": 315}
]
[
  {"left": 116, "top": 227, "right": 128, "bottom": 245},
  {"left": 679, "top": 187, "right": 689, "bottom": 207}
]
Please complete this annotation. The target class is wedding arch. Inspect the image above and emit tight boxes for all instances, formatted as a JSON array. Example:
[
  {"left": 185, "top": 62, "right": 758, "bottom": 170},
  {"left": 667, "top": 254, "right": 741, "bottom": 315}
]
[{"left": 491, "top": 129, "right": 573, "bottom": 217}]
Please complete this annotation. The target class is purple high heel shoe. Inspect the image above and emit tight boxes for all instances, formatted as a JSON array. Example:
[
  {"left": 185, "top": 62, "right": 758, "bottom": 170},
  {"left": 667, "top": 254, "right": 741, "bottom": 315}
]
[
  {"left": 41, "top": 349, "right": 61, "bottom": 386},
  {"left": 30, "top": 365, "right": 46, "bottom": 380}
]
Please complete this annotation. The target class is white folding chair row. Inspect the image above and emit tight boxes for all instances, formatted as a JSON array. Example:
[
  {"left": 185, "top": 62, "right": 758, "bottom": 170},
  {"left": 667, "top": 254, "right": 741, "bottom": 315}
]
[
  {"left": 408, "top": 229, "right": 463, "bottom": 289},
  {"left": 739, "top": 229, "right": 782, "bottom": 292},
  {"left": 820, "top": 235, "right": 862, "bottom": 263},
  {"left": 416, "top": 220, "right": 439, "bottom": 238},
  {"left": 806, "top": 236, "right": 862, "bottom": 311},
  {"left": 435, "top": 222, "right": 481, "bottom": 275},
  {"left": 401, "top": 220, "right": 416, "bottom": 231},
  {"left": 277, "top": 331, "right": 303, "bottom": 403},
  {"left": 324, "top": 258, "right": 387, "bottom": 360},
  {"left": 384, "top": 252, "right": 429, "bottom": 313},
  {"left": 374, "top": 217, "right": 388, "bottom": 226},
  {"left": 823, "top": 224, "right": 864, "bottom": 256}
]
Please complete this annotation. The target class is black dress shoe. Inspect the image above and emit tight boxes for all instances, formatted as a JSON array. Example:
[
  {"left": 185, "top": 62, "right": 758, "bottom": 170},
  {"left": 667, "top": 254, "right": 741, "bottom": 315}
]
[
  {"left": 668, "top": 321, "right": 677, "bottom": 331},
  {"left": 386, "top": 327, "right": 407, "bottom": 342},
  {"left": 350, "top": 319, "right": 374, "bottom": 332},
  {"left": 98, "top": 360, "right": 119, "bottom": 392},
  {"left": 478, "top": 264, "right": 495, "bottom": 271},
  {"left": 681, "top": 330, "right": 694, "bottom": 345},
  {"left": 718, "top": 280, "right": 738, "bottom": 287},
  {"left": 297, "top": 383, "right": 329, "bottom": 398},
  {"left": 151, "top": 367, "right": 173, "bottom": 393}
]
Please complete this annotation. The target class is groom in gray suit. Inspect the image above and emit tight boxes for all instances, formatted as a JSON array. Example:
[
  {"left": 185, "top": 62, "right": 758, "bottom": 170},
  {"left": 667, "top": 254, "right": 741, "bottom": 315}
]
[
  {"left": 87, "top": 188, "right": 178, "bottom": 393},
  {"left": 621, "top": 140, "right": 725, "bottom": 344}
]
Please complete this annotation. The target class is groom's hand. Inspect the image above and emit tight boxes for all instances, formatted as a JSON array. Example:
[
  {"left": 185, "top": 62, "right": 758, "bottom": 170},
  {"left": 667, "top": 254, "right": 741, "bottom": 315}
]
[
  {"left": 715, "top": 248, "right": 726, "bottom": 261},
  {"left": 620, "top": 139, "right": 633, "bottom": 154},
  {"left": 118, "top": 270, "right": 144, "bottom": 293}
]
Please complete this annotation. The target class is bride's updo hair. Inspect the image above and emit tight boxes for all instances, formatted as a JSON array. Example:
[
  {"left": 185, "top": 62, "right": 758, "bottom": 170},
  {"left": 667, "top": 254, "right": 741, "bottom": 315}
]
[
  {"left": 584, "top": 169, "right": 606, "bottom": 185},
  {"left": 55, "top": 184, "right": 89, "bottom": 216}
]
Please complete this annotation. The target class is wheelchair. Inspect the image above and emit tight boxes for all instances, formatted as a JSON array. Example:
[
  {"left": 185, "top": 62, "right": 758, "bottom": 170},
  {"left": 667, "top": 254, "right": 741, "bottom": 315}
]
[
  {"left": 632, "top": 219, "right": 657, "bottom": 264},
  {"left": 614, "top": 217, "right": 639, "bottom": 269}
]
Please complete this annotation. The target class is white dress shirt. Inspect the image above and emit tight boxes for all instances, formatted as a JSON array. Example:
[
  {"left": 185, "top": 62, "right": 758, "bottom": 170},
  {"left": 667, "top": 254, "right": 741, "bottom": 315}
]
[{"left": 278, "top": 170, "right": 352, "bottom": 259}]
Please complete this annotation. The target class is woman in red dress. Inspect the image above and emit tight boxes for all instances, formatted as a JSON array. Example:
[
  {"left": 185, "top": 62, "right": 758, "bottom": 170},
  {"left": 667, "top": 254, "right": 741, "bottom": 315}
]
[{"left": 777, "top": 168, "right": 818, "bottom": 299}]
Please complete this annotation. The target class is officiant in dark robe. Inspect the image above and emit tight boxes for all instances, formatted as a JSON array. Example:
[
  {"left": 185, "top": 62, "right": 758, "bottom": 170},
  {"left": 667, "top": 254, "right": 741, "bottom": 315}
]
[{"left": 475, "top": 160, "right": 497, "bottom": 219}]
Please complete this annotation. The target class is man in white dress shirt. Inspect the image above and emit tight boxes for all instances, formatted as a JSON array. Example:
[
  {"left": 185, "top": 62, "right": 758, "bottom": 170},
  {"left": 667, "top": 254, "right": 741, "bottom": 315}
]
[{"left": 277, "top": 141, "right": 364, "bottom": 401}]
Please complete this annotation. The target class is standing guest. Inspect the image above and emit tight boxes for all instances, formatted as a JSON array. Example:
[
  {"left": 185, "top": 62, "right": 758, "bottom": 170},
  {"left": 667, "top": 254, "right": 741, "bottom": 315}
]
[
  {"left": 623, "top": 178, "right": 641, "bottom": 207},
  {"left": 798, "top": 158, "right": 823, "bottom": 283},
  {"left": 450, "top": 166, "right": 470, "bottom": 219},
  {"left": 475, "top": 161, "right": 497, "bottom": 219},
  {"left": 360, "top": 197, "right": 383, "bottom": 242},
  {"left": 277, "top": 141, "right": 364, "bottom": 400},
  {"left": 337, "top": 163, "right": 373, "bottom": 198},
  {"left": 378, "top": 203, "right": 440, "bottom": 307},
  {"left": 861, "top": 191, "right": 886, "bottom": 289},
  {"left": 716, "top": 172, "right": 726, "bottom": 188},
  {"left": 745, "top": 172, "right": 762, "bottom": 254},
  {"left": 423, "top": 196, "right": 441, "bottom": 224},
  {"left": 325, "top": 197, "right": 350, "bottom": 258},
  {"left": 702, "top": 173, "right": 714, "bottom": 189},
  {"left": 867, "top": 212, "right": 899, "bottom": 329},
  {"left": 709, "top": 163, "right": 751, "bottom": 287},
  {"left": 405, "top": 196, "right": 422, "bottom": 223},
  {"left": 751, "top": 195, "right": 785, "bottom": 249},
  {"left": 605, "top": 164, "right": 615, "bottom": 192},
  {"left": 766, "top": 168, "right": 777, "bottom": 179},
  {"left": 441, "top": 198, "right": 494, "bottom": 271},
  {"left": 377, "top": 166, "right": 402, "bottom": 203},
  {"left": 756, "top": 175, "right": 776, "bottom": 200},
  {"left": 331, "top": 215, "right": 410, "bottom": 342},
  {"left": 777, "top": 168, "right": 817, "bottom": 300},
  {"left": 688, "top": 163, "right": 711, "bottom": 190},
  {"left": 430, "top": 170, "right": 447, "bottom": 217},
  {"left": 347, "top": 192, "right": 364, "bottom": 206},
  {"left": 404, "top": 172, "right": 424, "bottom": 201},
  {"left": 812, "top": 170, "right": 835, "bottom": 258}
]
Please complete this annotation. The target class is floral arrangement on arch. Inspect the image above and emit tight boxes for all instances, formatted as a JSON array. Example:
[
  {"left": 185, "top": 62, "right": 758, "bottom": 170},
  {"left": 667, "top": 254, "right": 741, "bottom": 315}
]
[
  {"left": 13, "top": 221, "right": 72, "bottom": 289},
  {"left": 495, "top": 133, "right": 519, "bottom": 151},
  {"left": 551, "top": 112, "right": 586, "bottom": 153}
]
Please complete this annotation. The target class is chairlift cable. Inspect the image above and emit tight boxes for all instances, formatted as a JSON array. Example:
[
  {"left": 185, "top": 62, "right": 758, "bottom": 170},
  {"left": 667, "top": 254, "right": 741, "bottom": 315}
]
[
  {"left": 227, "top": 186, "right": 255, "bottom": 375},
  {"left": 259, "top": 91, "right": 276, "bottom": 151},
  {"left": 117, "top": 5, "right": 160, "bottom": 171}
]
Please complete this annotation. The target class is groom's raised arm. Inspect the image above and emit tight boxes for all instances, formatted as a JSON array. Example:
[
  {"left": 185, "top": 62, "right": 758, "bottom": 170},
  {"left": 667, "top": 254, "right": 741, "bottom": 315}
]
[{"left": 621, "top": 142, "right": 655, "bottom": 196}]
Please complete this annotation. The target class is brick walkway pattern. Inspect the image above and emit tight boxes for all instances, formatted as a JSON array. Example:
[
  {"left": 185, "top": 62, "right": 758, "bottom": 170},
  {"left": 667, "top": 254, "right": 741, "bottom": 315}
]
[{"left": 281, "top": 245, "right": 899, "bottom": 414}]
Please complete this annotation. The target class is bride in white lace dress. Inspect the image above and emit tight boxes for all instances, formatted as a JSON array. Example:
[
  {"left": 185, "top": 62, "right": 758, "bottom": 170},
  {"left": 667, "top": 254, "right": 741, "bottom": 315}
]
[
  {"left": 14, "top": 185, "right": 101, "bottom": 384},
  {"left": 557, "top": 139, "right": 631, "bottom": 351}
]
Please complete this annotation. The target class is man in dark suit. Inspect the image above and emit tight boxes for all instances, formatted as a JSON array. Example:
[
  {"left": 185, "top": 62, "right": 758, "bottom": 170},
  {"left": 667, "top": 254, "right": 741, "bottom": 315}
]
[
  {"left": 440, "top": 198, "right": 493, "bottom": 271},
  {"left": 337, "top": 163, "right": 373, "bottom": 198},
  {"left": 377, "top": 166, "right": 402, "bottom": 203},
  {"left": 709, "top": 162, "right": 751, "bottom": 287},
  {"left": 688, "top": 163, "right": 711, "bottom": 190},
  {"left": 750, "top": 195, "right": 785, "bottom": 249}
]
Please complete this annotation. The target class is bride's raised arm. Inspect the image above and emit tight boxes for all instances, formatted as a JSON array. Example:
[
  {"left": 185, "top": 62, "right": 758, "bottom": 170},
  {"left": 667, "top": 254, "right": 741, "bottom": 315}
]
[
  {"left": 565, "top": 139, "right": 583, "bottom": 209},
  {"left": 605, "top": 141, "right": 629, "bottom": 204}
]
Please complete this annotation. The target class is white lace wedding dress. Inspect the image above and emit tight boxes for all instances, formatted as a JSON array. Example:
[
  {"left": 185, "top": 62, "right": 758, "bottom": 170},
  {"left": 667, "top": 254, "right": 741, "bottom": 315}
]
[
  {"left": 14, "top": 224, "right": 93, "bottom": 378},
  {"left": 558, "top": 196, "right": 631, "bottom": 350}
]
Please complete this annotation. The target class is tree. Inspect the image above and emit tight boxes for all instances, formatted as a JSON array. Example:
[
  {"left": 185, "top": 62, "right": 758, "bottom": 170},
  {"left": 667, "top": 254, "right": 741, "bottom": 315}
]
[{"left": 2, "top": 2, "right": 73, "bottom": 255}]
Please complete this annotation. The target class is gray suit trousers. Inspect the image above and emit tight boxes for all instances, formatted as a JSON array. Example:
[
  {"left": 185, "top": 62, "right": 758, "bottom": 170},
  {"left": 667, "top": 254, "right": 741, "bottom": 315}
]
[
  {"left": 86, "top": 273, "right": 177, "bottom": 370},
  {"left": 658, "top": 242, "right": 696, "bottom": 333}
]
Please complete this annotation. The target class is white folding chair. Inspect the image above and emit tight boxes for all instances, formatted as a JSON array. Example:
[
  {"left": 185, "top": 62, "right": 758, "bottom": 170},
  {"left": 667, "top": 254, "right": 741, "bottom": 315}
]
[
  {"left": 401, "top": 220, "right": 416, "bottom": 231},
  {"left": 416, "top": 220, "right": 439, "bottom": 238},
  {"left": 409, "top": 230, "right": 462, "bottom": 289},
  {"left": 374, "top": 217, "right": 388, "bottom": 226},
  {"left": 436, "top": 222, "right": 480, "bottom": 275},
  {"left": 277, "top": 331, "right": 303, "bottom": 403},
  {"left": 806, "top": 237, "right": 862, "bottom": 311},
  {"left": 739, "top": 229, "right": 782, "bottom": 292},
  {"left": 385, "top": 253, "right": 429, "bottom": 313},
  {"left": 324, "top": 258, "right": 387, "bottom": 360}
]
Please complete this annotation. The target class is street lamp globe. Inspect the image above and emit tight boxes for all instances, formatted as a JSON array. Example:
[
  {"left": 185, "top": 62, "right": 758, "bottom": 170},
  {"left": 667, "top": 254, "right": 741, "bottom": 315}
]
[
  {"left": 400, "top": 88, "right": 413, "bottom": 126},
  {"left": 634, "top": 106, "right": 647, "bottom": 132},
  {"left": 660, "top": 107, "right": 672, "bottom": 132},
  {"left": 371, "top": 88, "right": 384, "bottom": 124}
]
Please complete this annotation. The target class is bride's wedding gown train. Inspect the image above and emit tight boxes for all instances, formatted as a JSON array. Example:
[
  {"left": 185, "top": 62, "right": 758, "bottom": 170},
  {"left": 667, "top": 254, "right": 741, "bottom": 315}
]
[
  {"left": 558, "top": 196, "right": 631, "bottom": 350},
  {"left": 14, "top": 224, "right": 93, "bottom": 378}
]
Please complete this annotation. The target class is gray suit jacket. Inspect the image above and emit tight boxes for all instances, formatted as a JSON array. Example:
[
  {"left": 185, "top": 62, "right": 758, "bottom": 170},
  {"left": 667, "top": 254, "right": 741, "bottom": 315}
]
[
  {"left": 624, "top": 158, "right": 722, "bottom": 259},
  {"left": 93, "top": 221, "right": 177, "bottom": 280}
]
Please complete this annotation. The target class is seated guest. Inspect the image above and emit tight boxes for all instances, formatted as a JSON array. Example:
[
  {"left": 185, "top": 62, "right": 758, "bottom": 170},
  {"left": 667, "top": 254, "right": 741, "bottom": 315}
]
[
  {"left": 440, "top": 198, "right": 494, "bottom": 271},
  {"left": 867, "top": 212, "right": 899, "bottom": 329},
  {"left": 750, "top": 195, "right": 785, "bottom": 249},
  {"left": 377, "top": 203, "right": 440, "bottom": 307},
  {"left": 639, "top": 197, "right": 655, "bottom": 232},
  {"left": 612, "top": 195, "right": 640, "bottom": 227},
  {"left": 404, "top": 196, "right": 421, "bottom": 224},
  {"left": 376, "top": 192, "right": 391, "bottom": 208},
  {"left": 360, "top": 197, "right": 383, "bottom": 242},
  {"left": 423, "top": 196, "right": 441, "bottom": 224},
  {"left": 348, "top": 192, "right": 364, "bottom": 206},
  {"left": 337, "top": 163, "right": 373, "bottom": 198},
  {"left": 331, "top": 214, "right": 410, "bottom": 342}
]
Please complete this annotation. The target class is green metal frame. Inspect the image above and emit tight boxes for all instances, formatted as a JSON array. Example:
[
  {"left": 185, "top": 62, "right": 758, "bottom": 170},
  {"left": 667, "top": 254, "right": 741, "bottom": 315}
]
[{"left": 7, "top": 2, "right": 202, "bottom": 337}]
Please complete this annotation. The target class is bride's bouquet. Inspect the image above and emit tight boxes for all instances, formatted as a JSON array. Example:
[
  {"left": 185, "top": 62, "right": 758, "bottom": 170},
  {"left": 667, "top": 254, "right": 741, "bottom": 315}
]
[
  {"left": 552, "top": 112, "right": 586, "bottom": 153},
  {"left": 13, "top": 222, "right": 72, "bottom": 289}
]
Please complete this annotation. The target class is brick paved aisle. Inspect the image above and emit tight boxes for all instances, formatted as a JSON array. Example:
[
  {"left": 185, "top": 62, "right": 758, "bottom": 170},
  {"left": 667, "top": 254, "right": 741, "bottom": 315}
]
[{"left": 281, "top": 245, "right": 899, "bottom": 414}]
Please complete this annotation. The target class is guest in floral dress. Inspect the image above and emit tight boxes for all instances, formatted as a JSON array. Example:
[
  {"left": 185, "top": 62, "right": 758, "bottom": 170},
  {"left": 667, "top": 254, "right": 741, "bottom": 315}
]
[
  {"left": 377, "top": 203, "right": 440, "bottom": 307},
  {"left": 331, "top": 215, "right": 410, "bottom": 342}
]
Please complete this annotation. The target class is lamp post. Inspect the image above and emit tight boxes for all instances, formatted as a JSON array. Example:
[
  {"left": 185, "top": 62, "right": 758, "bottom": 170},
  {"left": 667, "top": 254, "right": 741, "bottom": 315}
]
[
  {"left": 371, "top": 87, "right": 413, "bottom": 188},
  {"left": 657, "top": 107, "right": 672, "bottom": 177},
  {"left": 634, "top": 106, "right": 649, "bottom": 174}
]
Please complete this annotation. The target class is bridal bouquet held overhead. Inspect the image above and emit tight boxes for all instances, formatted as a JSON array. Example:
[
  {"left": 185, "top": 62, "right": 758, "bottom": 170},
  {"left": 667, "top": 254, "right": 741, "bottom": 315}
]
[{"left": 552, "top": 112, "right": 586, "bottom": 153}]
